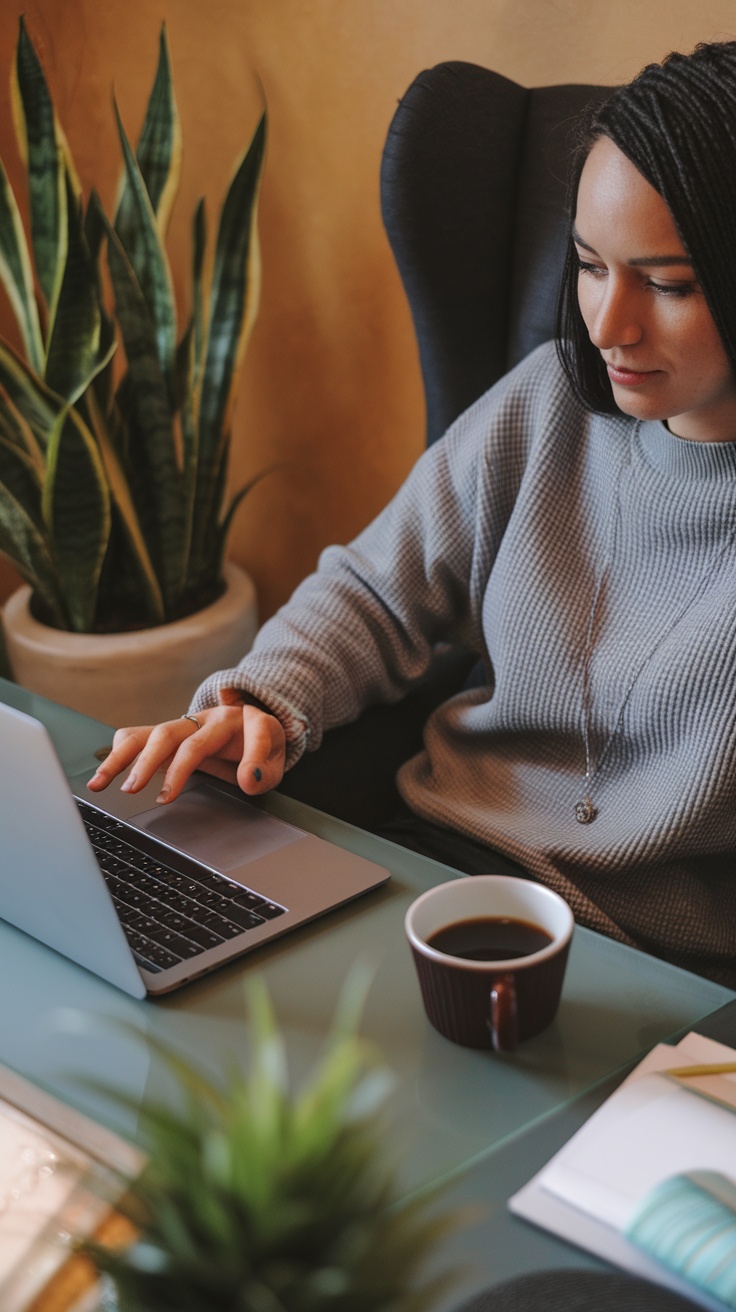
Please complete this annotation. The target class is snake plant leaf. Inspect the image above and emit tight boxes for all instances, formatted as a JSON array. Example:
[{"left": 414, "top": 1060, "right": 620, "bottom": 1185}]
[
  {"left": 215, "top": 467, "right": 273, "bottom": 576},
  {"left": 12, "top": 17, "right": 66, "bottom": 319},
  {"left": 113, "top": 100, "right": 177, "bottom": 398},
  {"left": 0, "top": 25, "right": 264, "bottom": 634},
  {"left": 0, "top": 340, "right": 59, "bottom": 449},
  {"left": 176, "top": 203, "right": 207, "bottom": 578},
  {"left": 198, "top": 114, "right": 266, "bottom": 458},
  {"left": 174, "top": 320, "right": 197, "bottom": 564},
  {"left": 56, "top": 117, "right": 83, "bottom": 202},
  {"left": 0, "top": 482, "right": 66, "bottom": 627},
  {"left": 186, "top": 422, "right": 227, "bottom": 589},
  {"left": 96, "top": 198, "right": 187, "bottom": 607},
  {"left": 193, "top": 115, "right": 265, "bottom": 573},
  {"left": 0, "top": 430, "right": 42, "bottom": 527},
  {"left": 191, "top": 197, "right": 206, "bottom": 398},
  {"left": 44, "top": 172, "right": 101, "bottom": 404},
  {"left": 116, "top": 26, "right": 181, "bottom": 239},
  {"left": 85, "top": 384, "right": 165, "bottom": 625},
  {"left": 0, "top": 160, "right": 44, "bottom": 374},
  {"left": 0, "top": 385, "right": 44, "bottom": 474},
  {"left": 84, "top": 192, "right": 118, "bottom": 415},
  {"left": 201, "top": 434, "right": 230, "bottom": 585},
  {"left": 42, "top": 404, "right": 110, "bottom": 631}
]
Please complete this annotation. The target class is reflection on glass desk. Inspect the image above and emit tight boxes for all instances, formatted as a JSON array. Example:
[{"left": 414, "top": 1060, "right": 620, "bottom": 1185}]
[{"left": 1, "top": 677, "right": 734, "bottom": 1286}]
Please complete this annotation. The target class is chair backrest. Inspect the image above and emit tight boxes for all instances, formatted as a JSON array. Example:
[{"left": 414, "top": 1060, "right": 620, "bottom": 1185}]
[{"left": 380, "top": 62, "right": 614, "bottom": 444}]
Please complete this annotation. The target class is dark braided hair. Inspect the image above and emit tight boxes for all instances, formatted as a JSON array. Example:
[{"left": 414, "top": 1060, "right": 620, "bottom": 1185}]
[{"left": 556, "top": 41, "right": 736, "bottom": 414}]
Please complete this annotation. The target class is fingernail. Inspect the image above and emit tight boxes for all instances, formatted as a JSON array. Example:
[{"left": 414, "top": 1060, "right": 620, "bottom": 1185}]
[
  {"left": 156, "top": 785, "right": 171, "bottom": 804},
  {"left": 253, "top": 767, "right": 262, "bottom": 783},
  {"left": 121, "top": 773, "right": 138, "bottom": 793}
]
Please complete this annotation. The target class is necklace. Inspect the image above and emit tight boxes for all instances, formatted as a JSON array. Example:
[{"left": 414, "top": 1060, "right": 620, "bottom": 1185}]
[{"left": 575, "top": 426, "right": 736, "bottom": 824}]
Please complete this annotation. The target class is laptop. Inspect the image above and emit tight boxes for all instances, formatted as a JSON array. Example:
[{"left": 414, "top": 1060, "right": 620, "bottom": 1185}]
[{"left": 0, "top": 701, "right": 390, "bottom": 999}]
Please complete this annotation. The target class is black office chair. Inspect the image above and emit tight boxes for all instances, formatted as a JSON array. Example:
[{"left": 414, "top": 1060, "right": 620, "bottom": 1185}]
[
  {"left": 451, "top": 1269, "right": 700, "bottom": 1312},
  {"left": 278, "top": 62, "right": 613, "bottom": 830}
]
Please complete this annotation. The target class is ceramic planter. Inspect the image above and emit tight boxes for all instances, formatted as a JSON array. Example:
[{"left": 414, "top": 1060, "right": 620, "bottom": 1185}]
[{"left": 2, "top": 562, "right": 258, "bottom": 729}]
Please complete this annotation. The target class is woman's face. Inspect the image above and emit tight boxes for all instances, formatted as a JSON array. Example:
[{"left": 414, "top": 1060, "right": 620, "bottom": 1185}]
[{"left": 574, "top": 135, "right": 736, "bottom": 443}]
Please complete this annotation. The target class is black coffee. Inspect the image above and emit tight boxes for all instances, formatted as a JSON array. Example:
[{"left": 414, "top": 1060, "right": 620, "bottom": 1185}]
[{"left": 427, "top": 916, "right": 553, "bottom": 962}]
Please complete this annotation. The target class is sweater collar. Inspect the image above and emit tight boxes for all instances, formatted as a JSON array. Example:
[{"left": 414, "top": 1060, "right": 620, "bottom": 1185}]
[{"left": 637, "top": 418, "right": 736, "bottom": 480}]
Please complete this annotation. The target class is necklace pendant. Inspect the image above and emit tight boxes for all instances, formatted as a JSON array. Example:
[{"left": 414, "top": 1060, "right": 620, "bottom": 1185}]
[{"left": 575, "top": 795, "right": 597, "bottom": 825}]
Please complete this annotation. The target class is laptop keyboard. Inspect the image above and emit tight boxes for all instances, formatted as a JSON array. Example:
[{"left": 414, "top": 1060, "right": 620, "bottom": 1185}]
[{"left": 75, "top": 798, "right": 287, "bottom": 974}]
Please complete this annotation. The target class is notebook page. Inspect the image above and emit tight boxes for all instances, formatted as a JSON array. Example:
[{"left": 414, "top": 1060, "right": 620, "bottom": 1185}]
[{"left": 539, "top": 1073, "right": 736, "bottom": 1230}]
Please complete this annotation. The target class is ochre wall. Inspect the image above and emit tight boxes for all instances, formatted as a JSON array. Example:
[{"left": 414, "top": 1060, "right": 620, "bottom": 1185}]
[{"left": 1, "top": 0, "right": 735, "bottom": 619}]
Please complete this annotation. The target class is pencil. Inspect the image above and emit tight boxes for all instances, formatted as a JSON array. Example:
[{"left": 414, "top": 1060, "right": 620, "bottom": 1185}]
[{"left": 664, "top": 1062, "right": 736, "bottom": 1078}]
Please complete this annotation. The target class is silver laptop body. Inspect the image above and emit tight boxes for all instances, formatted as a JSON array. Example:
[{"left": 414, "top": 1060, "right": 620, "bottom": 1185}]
[{"left": 0, "top": 702, "right": 390, "bottom": 998}]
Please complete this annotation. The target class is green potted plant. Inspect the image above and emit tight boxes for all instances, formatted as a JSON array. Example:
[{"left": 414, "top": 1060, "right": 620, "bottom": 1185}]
[
  {"left": 85, "top": 976, "right": 458, "bottom": 1312},
  {"left": 0, "top": 20, "right": 266, "bottom": 725}
]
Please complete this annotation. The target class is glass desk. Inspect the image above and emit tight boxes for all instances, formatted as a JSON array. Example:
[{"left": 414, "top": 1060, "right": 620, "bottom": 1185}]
[{"left": 1, "top": 678, "right": 734, "bottom": 1305}]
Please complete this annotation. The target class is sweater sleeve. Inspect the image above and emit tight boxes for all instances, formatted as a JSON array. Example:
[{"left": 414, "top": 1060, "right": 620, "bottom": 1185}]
[{"left": 189, "top": 345, "right": 552, "bottom": 766}]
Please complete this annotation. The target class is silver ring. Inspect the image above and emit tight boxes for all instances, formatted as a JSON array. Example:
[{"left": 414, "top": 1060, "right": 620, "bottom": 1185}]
[{"left": 180, "top": 713, "right": 202, "bottom": 731}]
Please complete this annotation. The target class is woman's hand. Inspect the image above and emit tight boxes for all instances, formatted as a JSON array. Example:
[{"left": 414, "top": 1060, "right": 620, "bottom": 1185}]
[{"left": 86, "top": 701, "right": 287, "bottom": 805}]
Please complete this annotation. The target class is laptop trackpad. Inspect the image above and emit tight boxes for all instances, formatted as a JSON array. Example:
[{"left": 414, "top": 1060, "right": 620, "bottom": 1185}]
[{"left": 130, "top": 784, "right": 304, "bottom": 871}]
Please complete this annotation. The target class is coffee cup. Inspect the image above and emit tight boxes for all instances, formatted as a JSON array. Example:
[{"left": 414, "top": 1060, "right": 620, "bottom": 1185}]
[{"left": 405, "top": 876, "right": 574, "bottom": 1052}]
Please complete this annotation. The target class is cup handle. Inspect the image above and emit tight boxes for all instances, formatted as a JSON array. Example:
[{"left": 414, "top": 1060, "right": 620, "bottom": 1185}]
[{"left": 488, "top": 973, "right": 518, "bottom": 1052}]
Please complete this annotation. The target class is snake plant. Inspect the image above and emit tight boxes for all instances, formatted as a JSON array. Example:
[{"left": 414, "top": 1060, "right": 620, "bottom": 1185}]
[
  {"left": 0, "top": 20, "right": 265, "bottom": 632},
  {"left": 86, "top": 976, "right": 457, "bottom": 1312}
]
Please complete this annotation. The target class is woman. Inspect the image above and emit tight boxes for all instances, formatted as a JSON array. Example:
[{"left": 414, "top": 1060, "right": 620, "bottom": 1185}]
[{"left": 90, "top": 41, "right": 736, "bottom": 985}]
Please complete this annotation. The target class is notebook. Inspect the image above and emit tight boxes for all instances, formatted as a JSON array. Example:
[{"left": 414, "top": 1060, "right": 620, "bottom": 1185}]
[
  {"left": 0, "top": 701, "right": 390, "bottom": 999},
  {"left": 509, "top": 1031, "right": 736, "bottom": 1312}
]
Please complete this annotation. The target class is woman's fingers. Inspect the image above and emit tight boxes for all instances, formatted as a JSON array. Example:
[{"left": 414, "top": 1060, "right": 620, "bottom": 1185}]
[
  {"left": 87, "top": 704, "right": 288, "bottom": 805},
  {"left": 152, "top": 710, "right": 246, "bottom": 803},
  {"left": 86, "top": 710, "right": 241, "bottom": 800},
  {"left": 155, "top": 706, "right": 285, "bottom": 802},
  {"left": 86, "top": 725, "right": 157, "bottom": 792},
  {"left": 236, "top": 706, "right": 287, "bottom": 795}
]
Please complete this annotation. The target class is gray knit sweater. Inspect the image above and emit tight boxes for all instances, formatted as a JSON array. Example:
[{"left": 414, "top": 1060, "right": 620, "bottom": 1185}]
[{"left": 192, "top": 342, "right": 736, "bottom": 985}]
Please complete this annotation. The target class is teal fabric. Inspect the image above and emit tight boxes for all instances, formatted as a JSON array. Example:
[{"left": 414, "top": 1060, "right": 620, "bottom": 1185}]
[{"left": 627, "top": 1172, "right": 736, "bottom": 1308}]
